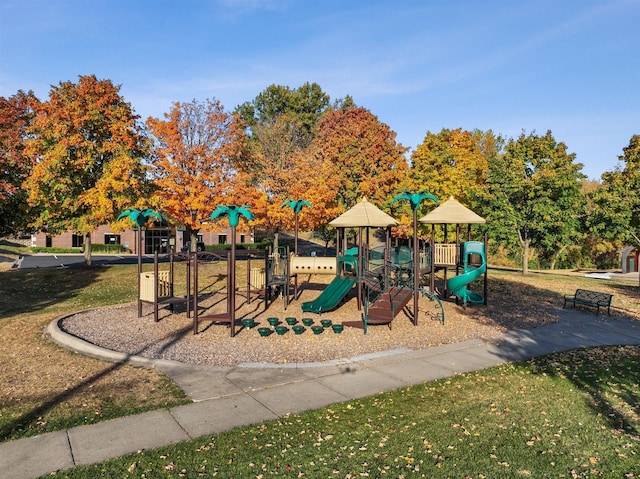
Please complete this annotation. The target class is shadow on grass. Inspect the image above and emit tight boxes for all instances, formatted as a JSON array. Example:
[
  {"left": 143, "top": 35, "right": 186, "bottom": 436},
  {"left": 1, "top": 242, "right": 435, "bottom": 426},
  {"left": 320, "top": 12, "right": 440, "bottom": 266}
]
[
  {"left": 442, "top": 272, "right": 640, "bottom": 439},
  {"left": 528, "top": 346, "right": 640, "bottom": 438},
  {"left": 0, "top": 267, "right": 103, "bottom": 319},
  {"left": 0, "top": 311, "right": 192, "bottom": 441}
]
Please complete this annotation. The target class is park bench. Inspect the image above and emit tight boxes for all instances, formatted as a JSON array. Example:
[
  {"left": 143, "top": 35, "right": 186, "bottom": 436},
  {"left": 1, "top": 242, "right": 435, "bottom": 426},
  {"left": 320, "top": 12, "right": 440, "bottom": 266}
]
[{"left": 563, "top": 288, "right": 613, "bottom": 315}]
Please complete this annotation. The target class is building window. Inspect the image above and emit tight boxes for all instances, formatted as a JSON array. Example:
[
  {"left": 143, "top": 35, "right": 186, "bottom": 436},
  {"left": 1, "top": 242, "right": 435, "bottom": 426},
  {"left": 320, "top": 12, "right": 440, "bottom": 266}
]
[
  {"left": 145, "top": 228, "right": 171, "bottom": 254},
  {"left": 218, "top": 234, "right": 227, "bottom": 245},
  {"left": 71, "top": 234, "right": 83, "bottom": 248},
  {"left": 104, "top": 234, "right": 121, "bottom": 245},
  {"left": 240, "top": 234, "right": 245, "bottom": 244}
]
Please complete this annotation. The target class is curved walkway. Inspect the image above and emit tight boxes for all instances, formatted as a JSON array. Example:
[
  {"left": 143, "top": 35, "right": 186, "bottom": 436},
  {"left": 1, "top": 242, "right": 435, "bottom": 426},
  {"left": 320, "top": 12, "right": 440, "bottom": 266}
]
[{"left": 2, "top": 309, "right": 640, "bottom": 479}]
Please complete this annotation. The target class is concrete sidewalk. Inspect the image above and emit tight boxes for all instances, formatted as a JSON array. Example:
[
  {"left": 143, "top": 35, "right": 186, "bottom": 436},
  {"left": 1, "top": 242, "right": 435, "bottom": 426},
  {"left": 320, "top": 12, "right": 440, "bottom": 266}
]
[{"left": 3, "top": 309, "right": 640, "bottom": 479}]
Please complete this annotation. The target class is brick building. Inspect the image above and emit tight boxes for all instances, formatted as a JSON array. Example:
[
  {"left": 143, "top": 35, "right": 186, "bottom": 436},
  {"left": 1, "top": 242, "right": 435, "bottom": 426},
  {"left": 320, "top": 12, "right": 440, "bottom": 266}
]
[{"left": 30, "top": 223, "right": 252, "bottom": 254}]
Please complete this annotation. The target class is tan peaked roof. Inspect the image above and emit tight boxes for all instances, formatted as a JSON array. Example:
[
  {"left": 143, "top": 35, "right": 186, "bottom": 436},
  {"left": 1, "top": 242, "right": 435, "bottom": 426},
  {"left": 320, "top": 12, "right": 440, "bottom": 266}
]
[
  {"left": 329, "top": 197, "right": 398, "bottom": 227},
  {"left": 418, "top": 196, "right": 486, "bottom": 224}
]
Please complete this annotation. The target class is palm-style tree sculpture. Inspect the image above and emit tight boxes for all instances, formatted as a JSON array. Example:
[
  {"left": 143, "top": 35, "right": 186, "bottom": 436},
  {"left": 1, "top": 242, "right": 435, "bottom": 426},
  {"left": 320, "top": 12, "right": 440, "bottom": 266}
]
[
  {"left": 117, "top": 208, "right": 162, "bottom": 317},
  {"left": 281, "top": 199, "right": 312, "bottom": 255},
  {"left": 210, "top": 205, "right": 255, "bottom": 337},
  {"left": 392, "top": 191, "right": 439, "bottom": 326}
]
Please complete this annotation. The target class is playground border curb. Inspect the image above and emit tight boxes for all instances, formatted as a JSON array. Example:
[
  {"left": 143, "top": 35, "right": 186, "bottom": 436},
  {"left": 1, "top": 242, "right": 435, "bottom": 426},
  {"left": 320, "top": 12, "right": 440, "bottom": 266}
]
[
  {"left": 46, "top": 310, "right": 187, "bottom": 370},
  {"left": 46, "top": 311, "right": 415, "bottom": 370}
]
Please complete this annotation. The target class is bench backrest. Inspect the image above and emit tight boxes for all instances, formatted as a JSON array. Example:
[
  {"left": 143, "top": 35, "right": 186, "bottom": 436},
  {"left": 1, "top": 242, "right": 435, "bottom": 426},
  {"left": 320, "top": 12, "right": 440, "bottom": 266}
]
[{"left": 575, "top": 288, "right": 613, "bottom": 304}]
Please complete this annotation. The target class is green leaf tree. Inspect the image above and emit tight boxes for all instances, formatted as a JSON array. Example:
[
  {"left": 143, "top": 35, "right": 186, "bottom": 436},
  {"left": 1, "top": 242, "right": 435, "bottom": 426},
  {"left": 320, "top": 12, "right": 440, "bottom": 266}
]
[
  {"left": 282, "top": 199, "right": 312, "bottom": 254},
  {"left": 118, "top": 207, "right": 162, "bottom": 316},
  {"left": 23, "top": 75, "right": 150, "bottom": 266},
  {"left": 210, "top": 204, "right": 255, "bottom": 227},
  {"left": 210, "top": 204, "right": 255, "bottom": 337},
  {"left": 585, "top": 134, "right": 640, "bottom": 271},
  {"left": 236, "top": 82, "right": 331, "bottom": 141},
  {"left": 392, "top": 191, "right": 439, "bottom": 323},
  {"left": 480, "top": 131, "right": 585, "bottom": 273}
]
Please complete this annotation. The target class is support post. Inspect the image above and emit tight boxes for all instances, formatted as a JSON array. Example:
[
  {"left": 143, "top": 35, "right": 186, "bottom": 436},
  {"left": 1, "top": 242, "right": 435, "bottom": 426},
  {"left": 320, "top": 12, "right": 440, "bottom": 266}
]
[{"left": 412, "top": 208, "right": 419, "bottom": 326}]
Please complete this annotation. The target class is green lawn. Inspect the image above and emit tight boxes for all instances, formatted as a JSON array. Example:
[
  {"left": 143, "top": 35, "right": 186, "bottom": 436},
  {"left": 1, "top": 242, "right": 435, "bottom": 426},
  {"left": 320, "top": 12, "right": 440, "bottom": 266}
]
[{"left": 47, "top": 345, "right": 640, "bottom": 478}]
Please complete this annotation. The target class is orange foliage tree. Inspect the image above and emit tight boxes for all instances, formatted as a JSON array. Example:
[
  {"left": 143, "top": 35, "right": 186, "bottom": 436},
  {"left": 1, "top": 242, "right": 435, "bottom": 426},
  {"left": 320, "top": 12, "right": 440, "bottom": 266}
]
[
  {"left": 238, "top": 114, "right": 341, "bottom": 246},
  {"left": 313, "top": 106, "right": 409, "bottom": 210},
  {"left": 0, "top": 90, "right": 39, "bottom": 236},
  {"left": 23, "top": 75, "right": 150, "bottom": 265},
  {"left": 146, "top": 98, "right": 247, "bottom": 250}
]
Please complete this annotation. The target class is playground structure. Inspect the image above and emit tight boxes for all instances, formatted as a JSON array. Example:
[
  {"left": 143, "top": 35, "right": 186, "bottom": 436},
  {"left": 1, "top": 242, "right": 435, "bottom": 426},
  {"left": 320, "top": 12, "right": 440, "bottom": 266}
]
[
  {"left": 135, "top": 195, "right": 488, "bottom": 336},
  {"left": 446, "top": 241, "right": 487, "bottom": 305},
  {"left": 419, "top": 196, "right": 488, "bottom": 307},
  {"left": 140, "top": 250, "right": 190, "bottom": 322},
  {"left": 301, "top": 254, "right": 358, "bottom": 314}
]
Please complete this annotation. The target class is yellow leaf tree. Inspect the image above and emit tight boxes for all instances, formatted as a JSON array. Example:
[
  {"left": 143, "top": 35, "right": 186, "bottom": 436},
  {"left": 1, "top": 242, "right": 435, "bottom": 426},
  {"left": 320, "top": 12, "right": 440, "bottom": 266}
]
[{"left": 23, "top": 75, "right": 150, "bottom": 265}]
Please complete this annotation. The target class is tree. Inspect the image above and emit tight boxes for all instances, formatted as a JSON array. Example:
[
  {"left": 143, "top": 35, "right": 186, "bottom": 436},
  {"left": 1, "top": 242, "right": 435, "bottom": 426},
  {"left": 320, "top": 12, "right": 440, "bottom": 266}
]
[
  {"left": 406, "top": 128, "right": 501, "bottom": 209},
  {"left": 118, "top": 207, "right": 162, "bottom": 316},
  {"left": 585, "top": 135, "right": 640, "bottom": 270},
  {"left": 480, "top": 131, "right": 585, "bottom": 273},
  {"left": 282, "top": 199, "right": 312, "bottom": 254},
  {"left": 0, "top": 90, "right": 39, "bottom": 236},
  {"left": 392, "top": 191, "right": 439, "bottom": 324},
  {"left": 23, "top": 75, "right": 149, "bottom": 265},
  {"left": 236, "top": 82, "right": 331, "bottom": 141},
  {"left": 146, "top": 98, "right": 246, "bottom": 251},
  {"left": 313, "top": 106, "right": 409, "bottom": 209}
]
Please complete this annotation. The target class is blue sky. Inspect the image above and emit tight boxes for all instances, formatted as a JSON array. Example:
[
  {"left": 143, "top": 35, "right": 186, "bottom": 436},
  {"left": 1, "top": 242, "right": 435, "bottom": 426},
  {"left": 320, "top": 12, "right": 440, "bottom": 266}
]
[{"left": 1, "top": 0, "right": 638, "bottom": 180}]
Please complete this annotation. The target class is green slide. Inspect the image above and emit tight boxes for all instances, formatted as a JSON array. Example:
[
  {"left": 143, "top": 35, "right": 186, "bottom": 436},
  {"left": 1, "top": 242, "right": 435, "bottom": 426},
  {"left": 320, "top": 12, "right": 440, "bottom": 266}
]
[
  {"left": 301, "top": 256, "right": 358, "bottom": 314},
  {"left": 447, "top": 241, "right": 486, "bottom": 305}
]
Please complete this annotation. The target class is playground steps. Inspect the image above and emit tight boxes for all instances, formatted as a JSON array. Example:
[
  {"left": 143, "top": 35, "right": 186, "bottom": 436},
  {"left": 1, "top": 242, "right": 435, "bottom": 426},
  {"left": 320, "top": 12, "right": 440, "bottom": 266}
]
[{"left": 366, "top": 286, "right": 412, "bottom": 326}]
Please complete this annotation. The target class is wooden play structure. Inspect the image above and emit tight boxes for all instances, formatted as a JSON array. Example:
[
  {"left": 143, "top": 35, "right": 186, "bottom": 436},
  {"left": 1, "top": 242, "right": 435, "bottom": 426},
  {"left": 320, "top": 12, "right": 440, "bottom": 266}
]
[{"left": 139, "top": 250, "right": 189, "bottom": 322}]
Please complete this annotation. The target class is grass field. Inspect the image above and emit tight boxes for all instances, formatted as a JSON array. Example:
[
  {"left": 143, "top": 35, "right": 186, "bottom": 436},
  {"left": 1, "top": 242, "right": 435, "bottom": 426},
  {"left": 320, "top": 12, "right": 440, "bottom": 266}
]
[
  {"left": 0, "top": 262, "right": 193, "bottom": 442},
  {"left": 1, "top": 245, "right": 639, "bottom": 476},
  {"left": 47, "top": 345, "right": 640, "bottom": 478}
]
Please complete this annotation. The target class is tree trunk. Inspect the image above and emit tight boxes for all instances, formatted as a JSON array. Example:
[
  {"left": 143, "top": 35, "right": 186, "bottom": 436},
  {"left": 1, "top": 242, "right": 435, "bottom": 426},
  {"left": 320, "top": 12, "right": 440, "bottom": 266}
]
[
  {"left": 84, "top": 233, "right": 92, "bottom": 266},
  {"left": 549, "top": 244, "right": 568, "bottom": 270},
  {"left": 190, "top": 232, "right": 199, "bottom": 252},
  {"left": 522, "top": 238, "right": 530, "bottom": 275}
]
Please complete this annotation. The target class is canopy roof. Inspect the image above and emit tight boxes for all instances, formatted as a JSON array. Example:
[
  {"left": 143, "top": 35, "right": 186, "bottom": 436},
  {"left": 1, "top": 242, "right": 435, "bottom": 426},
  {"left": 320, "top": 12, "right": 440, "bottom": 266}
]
[
  {"left": 329, "top": 197, "right": 398, "bottom": 228},
  {"left": 418, "top": 196, "right": 486, "bottom": 224}
]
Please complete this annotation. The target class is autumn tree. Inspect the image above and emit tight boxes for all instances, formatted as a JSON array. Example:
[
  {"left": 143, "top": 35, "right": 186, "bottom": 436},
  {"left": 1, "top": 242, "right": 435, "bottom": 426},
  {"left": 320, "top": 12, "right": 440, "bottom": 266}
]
[
  {"left": 585, "top": 134, "right": 640, "bottom": 269},
  {"left": 146, "top": 98, "right": 246, "bottom": 250},
  {"left": 235, "top": 84, "right": 343, "bottom": 243},
  {"left": 238, "top": 116, "right": 341, "bottom": 245},
  {"left": 479, "top": 131, "right": 585, "bottom": 273},
  {"left": 313, "top": 106, "right": 408, "bottom": 209},
  {"left": 23, "top": 75, "right": 150, "bottom": 265},
  {"left": 0, "top": 90, "right": 39, "bottom": 236},
  {"left": 405, "top": 128, "right": 500, "bottom": 207}
]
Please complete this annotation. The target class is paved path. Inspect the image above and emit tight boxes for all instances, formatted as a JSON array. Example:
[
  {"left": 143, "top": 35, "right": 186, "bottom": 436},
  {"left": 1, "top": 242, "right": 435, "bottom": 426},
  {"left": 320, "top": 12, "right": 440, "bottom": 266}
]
[{"left": 2, "top": 309, "right": 640, "bottom": 479}]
